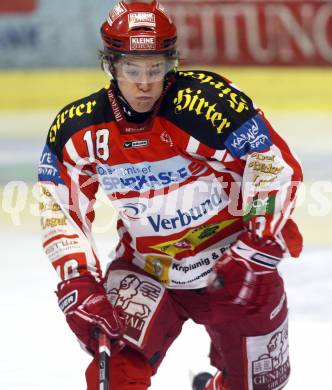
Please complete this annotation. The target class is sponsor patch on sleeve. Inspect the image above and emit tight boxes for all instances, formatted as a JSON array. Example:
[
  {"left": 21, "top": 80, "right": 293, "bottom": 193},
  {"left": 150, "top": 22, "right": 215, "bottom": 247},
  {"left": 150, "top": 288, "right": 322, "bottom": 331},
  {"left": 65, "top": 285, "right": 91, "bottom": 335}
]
[
  {"left": 243, "top": 194, "right": 276, "bottom": 221},
  {"left": 224, "top": 114, "right": 273, "bottom": 158},
  {"left": 38, "top": 144, "right": 64, "bottom": 184}
]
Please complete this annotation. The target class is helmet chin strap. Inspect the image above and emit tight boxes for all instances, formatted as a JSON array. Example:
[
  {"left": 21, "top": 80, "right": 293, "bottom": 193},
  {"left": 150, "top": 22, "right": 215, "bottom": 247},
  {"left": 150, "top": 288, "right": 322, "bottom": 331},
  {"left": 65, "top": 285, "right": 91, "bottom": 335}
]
[
  {"left": 107, "top": 75, "right": 175, "bottom": 134},
  {"left": 112, "top": 79, "right": 152, "bottom": 123}
]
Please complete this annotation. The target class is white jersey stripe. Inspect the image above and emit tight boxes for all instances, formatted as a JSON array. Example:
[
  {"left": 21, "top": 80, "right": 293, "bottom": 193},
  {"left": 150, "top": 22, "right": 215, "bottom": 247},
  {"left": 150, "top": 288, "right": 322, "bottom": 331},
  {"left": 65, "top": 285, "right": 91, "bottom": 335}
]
[
  {"left": 212, "top": 149, "right": 227, "bottom": 161},
  {"left": 186, "top": 136, "right": 200, "bottom": 154},
  {"left": 64, "top": 138, "right": 80, "bottom": 162}
]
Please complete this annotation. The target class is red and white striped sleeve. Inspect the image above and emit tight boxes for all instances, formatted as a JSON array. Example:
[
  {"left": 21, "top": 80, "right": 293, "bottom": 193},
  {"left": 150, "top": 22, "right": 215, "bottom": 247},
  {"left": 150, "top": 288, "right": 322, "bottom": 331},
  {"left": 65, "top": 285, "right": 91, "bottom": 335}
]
[
  {"left": 38, "top": 135, "right": 102, "bottom": 282},
  {"left": 224, "top": 110, "right": 303, "bottom": 257},
  {"left": 169, "top": 110, "right": 303, "bottom": 258}
]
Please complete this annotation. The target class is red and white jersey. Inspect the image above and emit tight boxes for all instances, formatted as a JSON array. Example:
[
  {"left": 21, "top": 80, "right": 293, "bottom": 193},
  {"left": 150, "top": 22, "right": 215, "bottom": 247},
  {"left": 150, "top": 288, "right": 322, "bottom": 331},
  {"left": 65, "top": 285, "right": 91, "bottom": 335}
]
[{"left": 38, "top": 70, "right": 303, "bottom": 289}]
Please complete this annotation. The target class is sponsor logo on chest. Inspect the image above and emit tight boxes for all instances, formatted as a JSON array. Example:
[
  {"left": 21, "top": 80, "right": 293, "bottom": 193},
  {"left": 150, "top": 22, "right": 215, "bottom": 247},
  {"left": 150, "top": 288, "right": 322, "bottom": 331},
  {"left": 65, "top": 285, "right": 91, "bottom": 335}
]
[
  {"left": 147, "top": 186, "right": 225, "bottom": 232},
  {"left": 97, "top": 156, "right": 199, "bottom": 192}
]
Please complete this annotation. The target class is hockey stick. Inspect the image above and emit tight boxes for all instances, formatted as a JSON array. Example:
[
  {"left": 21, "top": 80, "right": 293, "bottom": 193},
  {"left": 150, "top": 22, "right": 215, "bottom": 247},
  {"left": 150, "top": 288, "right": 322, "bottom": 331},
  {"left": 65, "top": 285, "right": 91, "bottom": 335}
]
[{"left": 98, "top": 333, "right": 111, "bottom": 390}]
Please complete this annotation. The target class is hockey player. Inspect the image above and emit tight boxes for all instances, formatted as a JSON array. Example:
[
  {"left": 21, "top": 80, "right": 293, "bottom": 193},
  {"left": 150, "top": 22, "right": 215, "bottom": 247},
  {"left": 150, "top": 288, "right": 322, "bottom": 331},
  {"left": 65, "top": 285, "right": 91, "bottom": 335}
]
[{"left": 38, "top": 1, "right": 303, "bottom": 389}]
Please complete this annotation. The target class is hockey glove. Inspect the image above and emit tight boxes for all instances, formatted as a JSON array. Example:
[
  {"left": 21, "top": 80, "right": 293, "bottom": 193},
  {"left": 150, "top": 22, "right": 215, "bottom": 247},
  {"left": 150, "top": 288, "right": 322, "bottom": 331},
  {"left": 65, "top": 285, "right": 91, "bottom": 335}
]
[
  {"left": 208, "top": 232, "right": 284, "bottom": 315},
  {"left": 56, "top": 275, "right": 126, "bottom": 355}
]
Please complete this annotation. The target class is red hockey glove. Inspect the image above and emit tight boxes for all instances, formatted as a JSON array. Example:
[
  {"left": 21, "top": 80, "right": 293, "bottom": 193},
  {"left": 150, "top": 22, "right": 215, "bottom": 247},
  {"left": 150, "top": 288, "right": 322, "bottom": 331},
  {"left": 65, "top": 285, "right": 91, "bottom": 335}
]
[
  {"left": 208, "top": 232, "right": 284, "bottom": 316},
  {"left": 56, "top": 275, "right": 126, "bottom": 355}
]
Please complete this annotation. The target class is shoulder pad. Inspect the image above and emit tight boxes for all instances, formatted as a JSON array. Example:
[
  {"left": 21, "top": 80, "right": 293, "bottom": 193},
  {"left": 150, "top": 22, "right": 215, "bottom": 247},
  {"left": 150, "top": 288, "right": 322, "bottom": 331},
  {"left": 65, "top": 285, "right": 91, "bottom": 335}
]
[
  {"left": 47, "top": 88, "right": 113, "bottom": 159},
  {"left": 160, "top": 70, "right": 257, "bottom": 149}
]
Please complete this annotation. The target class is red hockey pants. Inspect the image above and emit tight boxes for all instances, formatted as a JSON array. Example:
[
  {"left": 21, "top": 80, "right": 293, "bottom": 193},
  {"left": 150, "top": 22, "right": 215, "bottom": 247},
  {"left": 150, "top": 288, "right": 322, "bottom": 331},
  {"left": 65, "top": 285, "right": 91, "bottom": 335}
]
[
  {"left": 86, "top": 260, "right": 289, "bottom": 389},
  {"left": 86, "top": 347, "right": 152, "bottom": 390}
]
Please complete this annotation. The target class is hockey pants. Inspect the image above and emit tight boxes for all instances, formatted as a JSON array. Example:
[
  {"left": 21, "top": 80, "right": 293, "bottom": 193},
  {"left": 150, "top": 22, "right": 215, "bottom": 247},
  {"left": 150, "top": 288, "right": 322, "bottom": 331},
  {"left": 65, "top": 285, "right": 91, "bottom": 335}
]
[
  {"left": 86, "top": 347, "right": 152, "bottom": 390},
  {"left": 85, "top": 259, "right": 289, "bottom": 389}
]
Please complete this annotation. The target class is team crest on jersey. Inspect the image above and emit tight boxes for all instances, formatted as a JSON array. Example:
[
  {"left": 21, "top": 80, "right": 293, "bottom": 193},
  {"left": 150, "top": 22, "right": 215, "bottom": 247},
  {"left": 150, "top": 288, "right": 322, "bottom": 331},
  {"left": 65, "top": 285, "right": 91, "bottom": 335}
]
[{"left": 160, "top": 130, "right": 173, "bottom": 146}]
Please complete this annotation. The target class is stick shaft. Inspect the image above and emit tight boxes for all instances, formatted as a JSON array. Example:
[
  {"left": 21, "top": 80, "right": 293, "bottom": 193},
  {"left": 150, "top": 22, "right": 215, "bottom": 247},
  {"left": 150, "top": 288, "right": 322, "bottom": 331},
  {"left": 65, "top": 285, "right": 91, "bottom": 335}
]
[{"left": 99, "top": 333, "right": 111, "bottom": 390}]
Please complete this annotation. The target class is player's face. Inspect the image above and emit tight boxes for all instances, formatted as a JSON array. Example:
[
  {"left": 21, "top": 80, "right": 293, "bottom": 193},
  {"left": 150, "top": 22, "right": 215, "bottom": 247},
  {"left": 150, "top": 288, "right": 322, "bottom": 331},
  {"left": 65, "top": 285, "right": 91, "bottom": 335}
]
[{"left": 115, "top": 55, "right": 168, "bottom": 113}]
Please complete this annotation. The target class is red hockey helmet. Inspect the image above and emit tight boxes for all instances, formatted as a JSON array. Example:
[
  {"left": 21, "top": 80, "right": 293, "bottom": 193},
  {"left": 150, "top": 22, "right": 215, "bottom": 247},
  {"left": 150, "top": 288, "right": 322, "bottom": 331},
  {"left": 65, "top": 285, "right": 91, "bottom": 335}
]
[
  {"left": 101, "top": 1, "right": 177, "bottom": 56},
  {"left": 100, "top": 1, "right": 178, "bottom": 81}
]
